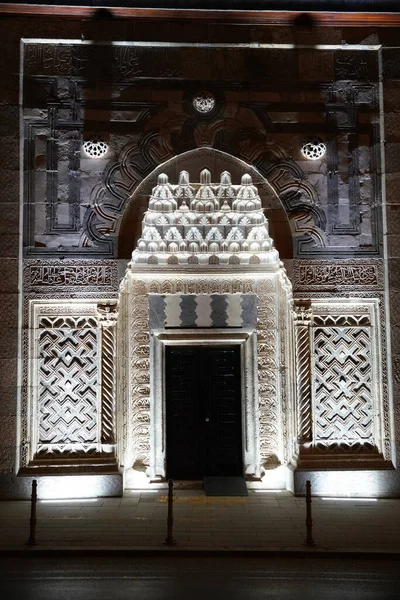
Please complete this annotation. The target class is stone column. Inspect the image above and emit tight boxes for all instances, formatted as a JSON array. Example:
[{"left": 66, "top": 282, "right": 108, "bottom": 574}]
[
  {"left": 98, "top": 303, "right": 118, "bottom": 449},
  {"left": 294, "top": 303, "right": 313, "bottom": 446}
]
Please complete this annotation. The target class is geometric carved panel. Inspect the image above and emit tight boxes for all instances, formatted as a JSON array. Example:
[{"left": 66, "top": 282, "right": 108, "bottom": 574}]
[
  {"left": 296, "top": 298, "right": 392, "bottom": 468},
  {"left": 313, "top": 324, "right": 374, "bottom": 447},
  {"left": 36, "top": 315, "right": 99, "bottom": 455}
]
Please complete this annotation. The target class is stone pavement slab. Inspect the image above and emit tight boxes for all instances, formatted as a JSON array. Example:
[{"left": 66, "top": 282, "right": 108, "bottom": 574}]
[{"left": 0, "top": 490, "right": 399, "bottom": 554}]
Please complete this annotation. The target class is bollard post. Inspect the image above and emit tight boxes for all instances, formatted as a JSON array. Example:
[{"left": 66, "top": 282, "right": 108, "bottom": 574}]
[
  {"left": 304, "top": 479, "right": 315, "bottom": 547},
  {"left": 26, "top": 479, "right": 38, "bottom": 546},
  {"left": 164, "top": 479, "right": 176, "bottom": 545}
]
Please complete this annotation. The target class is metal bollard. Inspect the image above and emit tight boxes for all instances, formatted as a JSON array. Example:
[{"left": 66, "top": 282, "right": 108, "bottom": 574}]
[
  {"left": 164, "top": 479, "right": 176, "bottom": 545},
  {"left": 26, "top": 479, "right": 38, "bottom": 546},
  {"left": 304, "top": 479, "right": 315, "bottom": 547}
]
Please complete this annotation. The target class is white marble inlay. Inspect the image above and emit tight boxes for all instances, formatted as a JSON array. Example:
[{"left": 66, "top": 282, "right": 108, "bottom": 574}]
[
  {"left": 195, "top": 295, "right": 213, "bottom": 327},
  {"left": 164, "top": 295, "right": 181, "bottom": 327},
  {"left": 226, "top": 295, "right": 242, "bottom": 327}
]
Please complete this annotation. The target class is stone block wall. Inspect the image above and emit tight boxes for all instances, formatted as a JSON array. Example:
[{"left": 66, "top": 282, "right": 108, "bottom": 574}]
[{"left": 0, "top": 24, "right": 20, "bottom": 483}]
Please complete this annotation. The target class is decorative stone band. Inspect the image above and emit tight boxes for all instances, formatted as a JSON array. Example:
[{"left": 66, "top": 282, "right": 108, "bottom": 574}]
[
  {"left": 24, "top": 260, "right": 119, "bottom": 291},
  {"left": 148, "top": 294, "right": 257, "bottom": 329},
  {"left": 293, "top": 259, "right": 383, "bottom": 291}
]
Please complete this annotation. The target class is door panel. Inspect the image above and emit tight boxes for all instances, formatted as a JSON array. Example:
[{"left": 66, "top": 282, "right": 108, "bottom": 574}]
[
  {"left": 165, "top": 348, "right": 201, "bottom": 479},
  {"left": 166, "top": 346, "right": 242, "bottom": 479}
]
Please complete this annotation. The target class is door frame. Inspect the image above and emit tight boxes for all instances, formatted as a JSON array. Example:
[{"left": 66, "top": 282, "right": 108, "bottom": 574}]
[{"left": 149, "top": 328, "right": 260, "bottom": 481}]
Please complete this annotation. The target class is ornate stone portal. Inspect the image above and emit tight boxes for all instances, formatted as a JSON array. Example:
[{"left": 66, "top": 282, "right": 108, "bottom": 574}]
[{"left": 119, "top": 168, "right": 294, "bottom": 483}]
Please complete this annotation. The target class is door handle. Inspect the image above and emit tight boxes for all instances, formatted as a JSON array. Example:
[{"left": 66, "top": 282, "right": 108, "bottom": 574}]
[{"left": 205, "top": 417, "right": 210, "bottom": 422}]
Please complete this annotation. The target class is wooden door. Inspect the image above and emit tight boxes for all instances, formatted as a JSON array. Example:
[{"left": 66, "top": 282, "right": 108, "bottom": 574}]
[{"left": 166, "top": 346, "right": 242, "bottom": 479}]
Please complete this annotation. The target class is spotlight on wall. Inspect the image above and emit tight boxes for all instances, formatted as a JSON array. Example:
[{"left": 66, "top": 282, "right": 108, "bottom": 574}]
[
  {"left": 321, "top": 497, "right": 377, "bottom": 502},
  {"left": 37, "top": 476, "right": 115, "bottom": 499},
  {"left": 308, "top": 471, "right": 383, "bottom": 498},
  {"left": 40, "top": 498, "right": 99, "bottom": 503}
]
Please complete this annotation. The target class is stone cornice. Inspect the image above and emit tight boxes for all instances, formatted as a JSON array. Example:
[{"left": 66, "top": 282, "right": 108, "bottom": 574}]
[{"left": 1, "top": 5, "right": 400, "bottom": 27}]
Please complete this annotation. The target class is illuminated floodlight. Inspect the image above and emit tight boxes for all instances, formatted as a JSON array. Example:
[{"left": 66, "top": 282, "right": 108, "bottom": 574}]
[
  {"left": 253, "top": 490, "right": 283, "bottom": 493},
  {"left": 321, "top": 497, "right": 378, "bottom": 502},
  {"left": 126, "top": 489, "right": 159, "bottom": 494},
  {"left": 40, "top": 498, "right": 99, "bottom": 503},
  {"left": 37, "top": 475, "right": 115, "bottom": 499}
]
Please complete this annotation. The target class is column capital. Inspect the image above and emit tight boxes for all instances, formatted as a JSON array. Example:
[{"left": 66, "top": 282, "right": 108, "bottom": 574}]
[
  {"left": 294, "top": 302, "right": 313, "bottom": 325},
  {"left": 97, "top": 302, "right": 118, "bottom": 326}
]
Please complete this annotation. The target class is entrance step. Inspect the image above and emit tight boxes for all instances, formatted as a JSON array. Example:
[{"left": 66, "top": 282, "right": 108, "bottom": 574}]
[{"left": 203, "top": 476, "right": 248, "bottom": 497}]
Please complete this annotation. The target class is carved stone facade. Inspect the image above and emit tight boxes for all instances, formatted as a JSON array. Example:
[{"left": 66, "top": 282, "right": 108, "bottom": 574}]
[
  {"left": 2, "top": 12, "right": 400, "bottom": 498},
  {"left": 21, "top": 41, "right": 380, "bottom": 260}
]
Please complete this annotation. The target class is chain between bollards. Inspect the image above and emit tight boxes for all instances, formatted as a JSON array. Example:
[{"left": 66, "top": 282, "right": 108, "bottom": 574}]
[
  {"left": 164, "top": 479, "right": 176, "bottom": 545},
  {"left": 26, "top": 479, "right": 38, "bottom": 546},
  {"left": 304, "top": 479, "right": 315, "bottom": 547}
]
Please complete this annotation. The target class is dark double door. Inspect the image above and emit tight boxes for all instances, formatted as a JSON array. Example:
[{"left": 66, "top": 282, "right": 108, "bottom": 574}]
[{"left": 166, "top": 346, "right": 242, "bottom": 480}]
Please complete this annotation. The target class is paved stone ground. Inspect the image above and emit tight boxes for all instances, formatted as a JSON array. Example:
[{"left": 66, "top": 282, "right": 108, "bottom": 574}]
[{"left": 1, "top": 491, "right": 399, "bottom": 552}]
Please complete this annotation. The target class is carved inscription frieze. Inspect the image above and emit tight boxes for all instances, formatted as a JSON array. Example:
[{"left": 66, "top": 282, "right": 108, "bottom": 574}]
[
  {"left": 293, "top": 260, "right": 383, "bottom": 291},
  {"left": 25, "top": 260, "right": 119, "bottom": 291}
]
